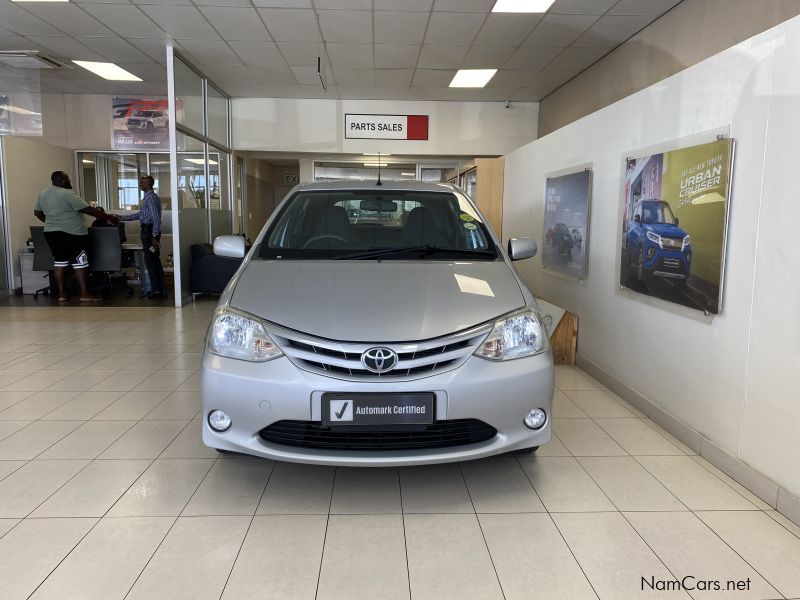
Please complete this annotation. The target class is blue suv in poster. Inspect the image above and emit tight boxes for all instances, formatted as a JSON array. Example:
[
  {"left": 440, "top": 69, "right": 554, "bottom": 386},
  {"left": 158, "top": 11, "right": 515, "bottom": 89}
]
[{"left": 625, "top": 200, "right": 692, "bottom": 285}]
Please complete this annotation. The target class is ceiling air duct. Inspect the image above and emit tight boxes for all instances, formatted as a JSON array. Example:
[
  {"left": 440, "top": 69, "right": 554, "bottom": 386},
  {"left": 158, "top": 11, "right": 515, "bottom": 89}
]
[{"left": 0, "top": 51, "right": 72, "bottom": 70}]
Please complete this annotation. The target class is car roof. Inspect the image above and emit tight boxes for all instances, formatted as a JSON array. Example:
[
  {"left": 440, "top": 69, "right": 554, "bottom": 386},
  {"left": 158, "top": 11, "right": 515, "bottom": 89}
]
[{"left": 291, "top": 180, "right": 462, "bottom": 194}]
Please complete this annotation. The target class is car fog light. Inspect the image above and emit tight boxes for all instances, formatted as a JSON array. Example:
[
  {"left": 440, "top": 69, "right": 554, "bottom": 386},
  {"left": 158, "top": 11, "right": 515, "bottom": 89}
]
[
  {"left": 208, "top": 410, "right": 231, "bottom": 432},
  {"left": 524, "top": 408, "right": 547, "bottom": 430}
]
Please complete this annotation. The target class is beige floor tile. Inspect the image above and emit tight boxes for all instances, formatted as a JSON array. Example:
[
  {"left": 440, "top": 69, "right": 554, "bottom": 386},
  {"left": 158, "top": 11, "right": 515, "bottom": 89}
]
[
  {"left": 553, "top": 512, "right": 690, "bottom": 599},
  {"left": 90, "top": 370, "right": 155, "bottom": 392},
  {"left": 0, "top": 459, "right": 89, "bottom": 518},
  {"left": 0, "top": 420, "right": 83, "bottom": 460},
  {"left": 553, "top": 418, "right": 628, "bottom": 457},
  {"left": 29, "top": 516, "right": 174, "bottom": 600},
  {"left": 595, "top": 418, "right": 685, "bottom": 455},
  {"left": 99, "top": 419, "right": 187, "bottom": 459},
  {"left": 31, "top": 459, "right": 151, "bottom": 518},
  {"left": 578, "top": 456, "right": 685, "bottom": 511},
  {"left": 517, "top": 455, "right": 615, "bottom": 512},
  {"left": 460, "top": 455, "right": 545, "bottom": 513},
  {"left": 3, "top": 369, "right": 72, "bottom": 392},
  {"left": 318, "top": 514, "right": 409, "bottom": 600},
  {"left": 183, "top": 458, "right": 274, "bottom": 516},
  {"left": 47, "top": 370, "right": 119, "bottom": 392},
  {"left": 133, "top": 370, "right": 196, "bottom": 392},
  {"left": 126, "top": 516, "right": 251, "bottom": 600},
  {"left": 0, "top": 370, "right": 37, "bottom": 388},
  {"left": 144, "top": 391, "right": 201, "bottom": 420},
  {"left": 38, "top": 420, "right": 136, "bottom": 460},
  {"left": 766, "top": 510, "right": 800, "bottom": 538},
  {"left": 175, "top": 372, "right": 201, "bottom": 392},
  {"left": 124, "top": 353, "right": 182, "bottom": 370},
  {"left": 5, "top": 353, "right": 70, "bottom": 370},
  {"left": 160, "top": 420, "right": 219, "bottom": 459},
  {"left": 689, "top": 455, "right": 773, "bottom": 510},
  {"left": 636, "top": 456, "right": 758, "bottom": 510},
  {"left": 85, "top": 352, "right": 147, "bottom": 370},
  {"left": 0, "top": 460, "right": 26, "bottom": 482},
  {"left": 554, "top": 366, "right": 604, "bottom": 391},
  {"left": 535, "top": 433, "right": 573, "bottom": 456},
  {"left": 564, "top": 390, "right": 638, "bottom": 418},
  {"left": 108, "top": 458, "right": 214, "bottom": 517},
  {"left": 0, "top": 420, "right": 31, "bottom": 442},
  {"left": 222, "top": 514, "right": 326, "bottom": 600},
  {"left": 0, "top": 518, "right": 18, "bottom": 538},
  {"left": 400, "top": 463, "right": 473, "bottom": 513},
  {"left": 626, "top": 511, "right": 779, "bottom": 599},
  {"left": 330, "top": 467, "right": 401, "bottom": 514},
  {"left": 0, "top": 391, "right": 35, "bottom": 413},
  {"left": 552, "top": 390, "right": 588, "bottom": 418},
  {"left": 0, "top": 517, "right": 97, "bottom": 600},
  {"left": 641, "top": 419, "right": 697, "bottom": 454},
  {"left": 161, "top": 353, "right": 202, "bottom": 371},
  {"left": 0, "top": 391, "right": 81, "bottom": 420},
  {"left": 480, "top": 513, "right": 597, "bottom": 600},
  {"left": 93, "top": 390, "right": 171, "bottom": 420},
  {"left": 406, "top": 513, "right": 503, "bottom": 600},
  {"left": 256, "top": 462, "right": 335, "bottom": 514},
  {"left": 40, "top": 390, "right": 125, "bottom": 420},
  {"left": 697, "top": 511, "right": 800, "bottom": 598}
]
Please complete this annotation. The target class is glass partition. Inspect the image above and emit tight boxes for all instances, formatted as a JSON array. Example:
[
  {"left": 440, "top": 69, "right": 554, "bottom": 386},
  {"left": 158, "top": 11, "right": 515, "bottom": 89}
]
[
  {"left": 174, "top": 59, "right": 204, "bottom": 135},
  {"left": 207, "top": 85, "right": 229, "bottom": 148}
]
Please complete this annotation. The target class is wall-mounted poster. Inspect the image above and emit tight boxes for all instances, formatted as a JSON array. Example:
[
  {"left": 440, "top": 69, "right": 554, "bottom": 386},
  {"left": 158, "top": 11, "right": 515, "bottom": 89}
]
[
  {"left": 112, "top": 97, "right": 170, "bottom": 150},
  {"left": 542, "top": 169, "right": 592, "bottom": 278},
  {"left": 619, "top": 138, "right": 734, "bottom": 315}
]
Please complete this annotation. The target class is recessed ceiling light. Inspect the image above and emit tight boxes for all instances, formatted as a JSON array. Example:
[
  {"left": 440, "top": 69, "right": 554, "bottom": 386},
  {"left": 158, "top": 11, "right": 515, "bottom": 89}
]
[
  {"left": 449, "top": 69, "right": 497, "bottom": 88},
  {"left": 72, "top": 61, "right": 142, "bottom": 81},
  {"left": 186, "top": 158, "right": 218, "bottom": 165},
  {"left": 0, "top": 104, "right": 41, "bottom": 116},
  {"left": 363, "top": 162, "right": 389, "bottom": 167},
  {"left": 362, "top": 153, "right": 391, "bottom": 156},
  {"left": 492, "top": 0, "right": 555, "bottom": 12}
]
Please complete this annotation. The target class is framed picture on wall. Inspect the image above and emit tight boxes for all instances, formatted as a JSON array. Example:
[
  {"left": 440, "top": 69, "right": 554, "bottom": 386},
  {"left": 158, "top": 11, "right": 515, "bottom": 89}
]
[
  {"left": 542, "top": 169, "right": 593, "bottom": 278},
  {"left": 619, "top": 138, "right": 735, "bottom": 315}
]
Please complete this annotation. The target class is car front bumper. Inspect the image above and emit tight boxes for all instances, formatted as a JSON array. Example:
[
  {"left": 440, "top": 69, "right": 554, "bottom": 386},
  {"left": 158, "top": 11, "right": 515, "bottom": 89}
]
[{"left": 201, "top": 350, "right": 553, "bottom": 466}]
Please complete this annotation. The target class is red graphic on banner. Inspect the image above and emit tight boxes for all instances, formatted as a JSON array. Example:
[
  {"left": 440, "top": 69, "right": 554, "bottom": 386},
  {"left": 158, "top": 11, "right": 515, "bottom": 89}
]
[{"left": 406, "top": 115, "right": 429, "bottom": 140}]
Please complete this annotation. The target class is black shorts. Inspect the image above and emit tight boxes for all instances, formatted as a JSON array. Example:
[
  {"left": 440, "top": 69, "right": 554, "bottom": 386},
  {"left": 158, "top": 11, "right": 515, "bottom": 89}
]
[{"left": 43, "top": 231, "right": 90, "bottom": 269}]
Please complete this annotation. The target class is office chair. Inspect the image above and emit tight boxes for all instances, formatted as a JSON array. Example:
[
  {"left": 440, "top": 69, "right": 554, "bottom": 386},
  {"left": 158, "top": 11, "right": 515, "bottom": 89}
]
[
  {"left": 89, "top": 227, "right": 133, "bottom": 298},
  {"left": 29, "top": 226, "right": 54, "bottom": 299}
]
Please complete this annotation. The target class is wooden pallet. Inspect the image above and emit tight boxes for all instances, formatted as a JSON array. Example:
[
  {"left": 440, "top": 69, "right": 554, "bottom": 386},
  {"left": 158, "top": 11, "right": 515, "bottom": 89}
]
[{"left": 550, "top": 311, "right": 577, "bottom": 365}]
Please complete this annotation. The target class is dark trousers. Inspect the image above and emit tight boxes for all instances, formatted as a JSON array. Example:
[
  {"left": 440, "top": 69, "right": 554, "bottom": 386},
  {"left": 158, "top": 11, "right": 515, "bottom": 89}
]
[{"left": 141, "top": 225, "right": 166, "bottom": 296}]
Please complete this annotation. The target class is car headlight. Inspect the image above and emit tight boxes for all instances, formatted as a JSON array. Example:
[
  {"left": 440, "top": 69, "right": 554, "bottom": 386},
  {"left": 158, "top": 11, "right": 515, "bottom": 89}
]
[
  {"left": 646, "top": 231, "right": 662, "bottom": 247},
  {"left": 682, "top": 235, "right": 691, "bottom": 250},
  {"left": 474, "top": 308, "right": 547, "bottom": 361},
  {"left": 207, "top": 306, "right": 283, "bottom": 362}
]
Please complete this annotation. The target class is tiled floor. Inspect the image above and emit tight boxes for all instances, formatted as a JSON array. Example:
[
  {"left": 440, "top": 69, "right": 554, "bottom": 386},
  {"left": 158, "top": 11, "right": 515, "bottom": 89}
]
[{"left": 1, "top": 304, "right": 800, "bottom": 600}]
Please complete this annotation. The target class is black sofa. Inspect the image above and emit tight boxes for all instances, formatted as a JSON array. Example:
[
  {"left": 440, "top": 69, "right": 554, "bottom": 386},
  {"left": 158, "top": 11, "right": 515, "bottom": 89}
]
[{"left": 190, "top": 243, "right": 243, "bottom": 295}]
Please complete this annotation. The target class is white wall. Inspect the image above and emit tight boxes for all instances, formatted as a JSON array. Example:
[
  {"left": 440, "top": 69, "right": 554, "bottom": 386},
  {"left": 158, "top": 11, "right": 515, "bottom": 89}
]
[
  {"left": 503, "top": 16, "right": 800, "bottom": 498},
  {"left": 233, "top": 98, "right": 538, "bottom": 156}
]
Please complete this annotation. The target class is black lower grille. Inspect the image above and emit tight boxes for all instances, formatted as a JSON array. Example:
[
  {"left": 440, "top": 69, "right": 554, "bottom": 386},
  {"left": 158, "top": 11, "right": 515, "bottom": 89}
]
[{"left": 259, "top": 419, "right": 497, "bottom": 451}]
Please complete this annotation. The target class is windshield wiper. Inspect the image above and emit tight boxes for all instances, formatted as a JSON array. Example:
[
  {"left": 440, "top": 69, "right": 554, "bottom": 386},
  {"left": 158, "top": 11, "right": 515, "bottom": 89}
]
[{"left": 335, "top": 245, "right": 495, "bottom": 260}]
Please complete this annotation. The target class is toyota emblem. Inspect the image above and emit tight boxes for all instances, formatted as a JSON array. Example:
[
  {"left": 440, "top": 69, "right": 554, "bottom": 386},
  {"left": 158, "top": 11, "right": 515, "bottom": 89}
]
[{"left": 361, "top": 347, "right": 399, "bottom": 373}]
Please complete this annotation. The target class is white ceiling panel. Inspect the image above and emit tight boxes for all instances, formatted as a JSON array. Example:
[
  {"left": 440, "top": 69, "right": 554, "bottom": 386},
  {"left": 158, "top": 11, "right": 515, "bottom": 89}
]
[
  {"left": 337, "top": 84, "right": 374, "bottom": 99},
  {"left": 116, "top": 62, "right": 167, "bottom": 80},
  {"left": 277, "top": 42, "right": 324, "bottom": 66},
  {"left": 550, "top": 0, "right": 617, "bottom": 15},
  {"left": 130, "top": 0, "right": 192, "bottom": 5},
  {"left": 417, "top": 44, "right": 468, "bottom": 69},
  {"left": 545, "top": 45, "right": 607, "bottom": 70},
  {"left": 374, "top": 0, "right": 432, "bottom": 10},
  {"left": 0, "top": 34, "right": 32, "bottom": 50},
  {"left": 374, "top": 44, "right": 420, "bottom": 68},
  {"left": 77, "top": 36, "right": 152, "bottom": 63},
  {"left": 609, "top": 0, "right": 681, "bottom": 16},
  {"left": 197, "top": 8, "right": 270, "bottom": 42},
  {"left": 574, "top": 14, "right": 652, "bottom": 46},
  {"left": 425, "top": 12, "right": 485, "bottom": 45},
  {"left": 461, "top": 44, "right": 515, "bottom": 68},
  {"left": 318, "top": 10, "right": 371, "bottom": 43},
  {"left": 526, "top": 68, "right": 579, "bottom": 95},
  {"left": 27, "top": 36, "right": 103, "bottom": 61},
  {"left": 474, "top": 14, "right": 542, "bottom": 46},
  {"left": 412, "top": 68, "right": 455, "bottom": 86},
  {"left": 126, "top": 38, "right": 171, "bottom": 63},
  {"left": 503, "top": 45, "right": 561, "bottom": 70},
  {"left": 192, "top": 0, "right": 253, "bottom": 6},
  {"left": 77, "top": 5, "right": 159, "bottom": 39},
  {"left": 229, "top": 41, "right": 285, "bottom": 66},
  {"left": 486, "top": 68, "right": 537, "bottom": 88},
  {"left": 248, "top": 64, "right": 296, "bottom": 84},
  {"left": 371, "top": 84, "right": 412, "bottom": 99},
  {"left": 314, "top": 0, "right": 371, "bottom": 9},
  {"left": 22, "top": 4, "right": 115, "bottom": 37},
  {"left": 73, "top": 0, "right": 132, "bottom": 4},
  {"left": 374, "top": 11, "right": 429, "bottom": 44},
  {"left": 290, "top": 65, "right": 333, "bottom": 85},
  {"left": 523, "top": 14, "right": 597, "bottom": 46},
  {"left": 178, "top": 39, "right": 240, "bottom": 63},
  {"left": 373, "top": 68, "right": 414, "bottom": 86},
  {"left": 0, "top": 4, "right": 62, "bottom": 36},
  {"left": 195, "top": 62, "right": 251, "bottom": 83},
  {"left": 251, "top": 0, "right": 311, "bottom": 7},
  {"left": 333, "top": 67, "right": 373, "bottom": 86},
  {"left": 259, "top": 8, "right": 319, "bottom": 42},
  {"left": 142, "top": 6, "right": 221, "bottom": 40},
  {"left": 326, "top": 43, "right": 373, "bottom": 68},
  {"left": 433, "top": 0, "right": 494, "bottom": 12}
]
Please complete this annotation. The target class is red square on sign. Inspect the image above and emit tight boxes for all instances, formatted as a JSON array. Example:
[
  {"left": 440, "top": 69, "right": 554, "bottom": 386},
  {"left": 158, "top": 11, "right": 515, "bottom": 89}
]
[{"left": 407, "top": 115, "right": 428, "bottom": 140}]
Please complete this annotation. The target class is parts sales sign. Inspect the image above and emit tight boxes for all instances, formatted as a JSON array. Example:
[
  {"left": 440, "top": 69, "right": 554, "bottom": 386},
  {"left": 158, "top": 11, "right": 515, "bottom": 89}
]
[{"left": 345, "top": 114, "right": 429, "bottom": 140}]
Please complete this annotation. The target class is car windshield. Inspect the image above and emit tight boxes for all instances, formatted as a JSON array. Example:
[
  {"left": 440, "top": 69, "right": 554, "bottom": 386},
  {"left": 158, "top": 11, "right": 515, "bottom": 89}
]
[
  {"left": 641, "top": 201, "right": 676, "bottom": 225},
  {"left": 258, "top": 190, "right": 497, "bottom": 260},
  {"left": 135, "top": 111, "right": 153, "bottom": 117}
]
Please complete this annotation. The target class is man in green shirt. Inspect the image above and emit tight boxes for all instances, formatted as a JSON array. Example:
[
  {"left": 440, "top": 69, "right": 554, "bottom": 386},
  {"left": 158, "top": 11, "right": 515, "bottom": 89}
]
[{"left": 33, "top": 171, "right": 119, "bottom": 302}]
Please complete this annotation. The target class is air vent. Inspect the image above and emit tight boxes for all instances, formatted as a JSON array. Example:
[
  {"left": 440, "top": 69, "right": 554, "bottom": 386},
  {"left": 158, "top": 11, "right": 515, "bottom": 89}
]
[{"left": 0, "top": 51, "right": 71, "bottom": 70}]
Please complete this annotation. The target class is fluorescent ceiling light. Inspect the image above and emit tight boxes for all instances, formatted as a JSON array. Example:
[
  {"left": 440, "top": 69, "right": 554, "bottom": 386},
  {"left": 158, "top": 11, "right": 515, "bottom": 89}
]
[
  {"left": 0, "top": 104, "right": 41, "bottom": 116},
  {"left": 401, "top": 172, "right": 415, "bottom": 176},
  {"left": 492, "top": 0, "right": 555, "bottom": 12},
  {"left": 362, "top": 153, "right": 391, "bottom": 157},
  {"left": 364, "top": 162, "right": 389, "bottom": 167},
  {"left": 449, "top": 69, "right": 497, "bottom": 88},
  {"left": 186, "top": 158, "right": 218, "bottom": 165},
  {"left": 73, "top": 60, "right": 141, "bottom": 81}
]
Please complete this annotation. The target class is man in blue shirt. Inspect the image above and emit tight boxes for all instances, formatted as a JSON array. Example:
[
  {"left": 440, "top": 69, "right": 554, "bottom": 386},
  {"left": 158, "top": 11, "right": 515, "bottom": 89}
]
[{"left": 121, "top": 175, "right": 166, "bottom": 299}]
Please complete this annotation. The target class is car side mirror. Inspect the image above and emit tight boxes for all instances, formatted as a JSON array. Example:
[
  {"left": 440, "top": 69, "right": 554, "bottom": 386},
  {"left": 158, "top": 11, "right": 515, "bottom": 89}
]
[
  {"left": 675, "top": 217, "right": 679, "bottom": 226},
  {"left": 634, "top": 215, "right": 641, "bottom": 223},
  {"left": 214, "top": 235, "right": 246, "bottom": 259},
  {"left": 508, "top": 238, "right": 537, "bottom": 261}
]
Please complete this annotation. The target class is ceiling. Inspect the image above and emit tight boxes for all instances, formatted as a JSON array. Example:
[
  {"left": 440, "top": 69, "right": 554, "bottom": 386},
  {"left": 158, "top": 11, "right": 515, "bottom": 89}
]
[{"left": 0, "top": 0, "right": 683, "bottom": 101}]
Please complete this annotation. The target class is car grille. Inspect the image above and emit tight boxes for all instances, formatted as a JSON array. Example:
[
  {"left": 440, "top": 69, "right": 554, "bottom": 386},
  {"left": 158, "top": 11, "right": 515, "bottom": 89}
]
[
  {"left": 662, "top": 258, "right": 682, "bottom": 269},
  {"left": 270, "top": 323, "right": 491, "bottom": 382},
  {"left": 259, "top": 419, "right": 497, "bottom": 451},
  {"left": 661, "top": 237, "right": 683, "bottom": 250}
]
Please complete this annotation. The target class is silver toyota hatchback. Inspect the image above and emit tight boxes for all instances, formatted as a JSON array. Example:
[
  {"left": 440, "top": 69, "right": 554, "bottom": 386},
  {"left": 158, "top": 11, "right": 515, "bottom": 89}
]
[{"left": 202, "top": 181, "right": 554, "bottom": 466}]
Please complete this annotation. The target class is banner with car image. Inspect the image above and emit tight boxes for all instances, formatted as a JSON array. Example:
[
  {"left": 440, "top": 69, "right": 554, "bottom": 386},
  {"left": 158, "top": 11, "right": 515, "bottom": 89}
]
[
  {"left": 542, "top": 169, "right": 592, "bottom": 278},
  {"left": 111, "top": 97, "right": 170, "bottom": 150},
  {"left": 620, "top": 139, "right": 734, "bottom": 315}
]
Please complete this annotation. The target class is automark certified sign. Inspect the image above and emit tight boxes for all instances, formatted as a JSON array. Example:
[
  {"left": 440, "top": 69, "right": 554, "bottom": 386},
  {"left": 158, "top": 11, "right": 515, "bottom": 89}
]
[{"left": 345, "top": 114, "right": 429, "bottom": 140}]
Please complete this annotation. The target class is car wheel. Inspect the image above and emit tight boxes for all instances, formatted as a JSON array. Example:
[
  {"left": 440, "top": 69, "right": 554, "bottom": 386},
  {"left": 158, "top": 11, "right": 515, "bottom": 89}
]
[
  {"left": 637, "top": 247, "right": 645, "bottom": 282},
  {"left": 146, "top": 122, "right": 153, "bottom": 129}
]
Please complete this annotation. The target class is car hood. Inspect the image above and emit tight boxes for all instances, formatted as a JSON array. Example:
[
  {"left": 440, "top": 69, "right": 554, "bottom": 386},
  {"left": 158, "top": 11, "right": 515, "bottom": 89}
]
[
  {"left": 229, "top": 260, "right": 526, "bottom": 342},
  {"left": 646, "top": 223, "right": 686, "bottom": 237}
]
